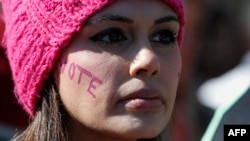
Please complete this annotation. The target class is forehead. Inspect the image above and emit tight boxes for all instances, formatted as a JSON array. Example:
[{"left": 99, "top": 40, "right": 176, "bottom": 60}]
[{"left": 90, "top": 0, "right": 177, "bottom": 21}]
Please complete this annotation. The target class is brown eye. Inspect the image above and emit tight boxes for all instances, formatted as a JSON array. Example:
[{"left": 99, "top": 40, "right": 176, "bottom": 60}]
[
  {"left": 149, "top": 29, "right": 177, "bottom": 45},
  {"left": 90, "top": 28, "right": 127, "bottom": 45}
]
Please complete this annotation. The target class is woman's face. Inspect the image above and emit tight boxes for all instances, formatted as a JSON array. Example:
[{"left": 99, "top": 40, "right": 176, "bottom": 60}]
[{"left": 56, "top": 0, "right": 181, "bottom": 140}]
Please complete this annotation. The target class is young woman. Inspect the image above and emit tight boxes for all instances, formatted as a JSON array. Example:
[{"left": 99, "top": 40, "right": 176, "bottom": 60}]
[{"left": 1, "top": 0, "right": 185, "bottom": 141}]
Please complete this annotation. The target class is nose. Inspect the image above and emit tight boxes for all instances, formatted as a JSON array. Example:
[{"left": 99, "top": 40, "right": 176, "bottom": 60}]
[{"left": 129, "top": 48, "right": 160, "bottom": 77}]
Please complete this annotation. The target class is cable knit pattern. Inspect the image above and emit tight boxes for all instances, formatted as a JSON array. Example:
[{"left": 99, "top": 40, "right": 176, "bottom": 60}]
[{"left": 1, "top": 0, "right": 185, "bottom": 117}]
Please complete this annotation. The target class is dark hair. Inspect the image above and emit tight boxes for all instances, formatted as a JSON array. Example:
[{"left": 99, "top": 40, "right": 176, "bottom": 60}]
[
  {"left": 11, "top": 77, "right": 70, "bottom": 141},
  {"left": 11, "top": 77, "right": 162, "bottom": 141}
]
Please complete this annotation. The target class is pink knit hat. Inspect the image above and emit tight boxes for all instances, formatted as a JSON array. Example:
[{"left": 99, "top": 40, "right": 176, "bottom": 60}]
[{"left": 1, "top": 0, "right": 185, "bottom": 117}]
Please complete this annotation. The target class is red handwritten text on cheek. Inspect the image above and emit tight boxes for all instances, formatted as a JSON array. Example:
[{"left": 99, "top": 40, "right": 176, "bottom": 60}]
[
  {"left": 76, "top": 65, "right": 92, "bottom": 84},
  {"left": 87, "top": 76, "right": 103, "bottom": 98},
  {"left": 61, "top": 61, "right": 103, "bottom": 98},
  {"left": 69, "top": 63, "right": 76, "bottom": 80},
  {"left": 60, "top": 59, "right": 68, "bottom": 74}
]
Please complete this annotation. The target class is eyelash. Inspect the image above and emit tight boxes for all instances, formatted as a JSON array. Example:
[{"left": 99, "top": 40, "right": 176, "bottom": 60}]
[
  {"left": 89, "top": 28, "right": 127, "bottom": 46},
  {"left": 149, "top": 29, "right": 177, "bottom": 45},
  {"left": 89, "top": 28, "right": 177, "bottom": 46}
]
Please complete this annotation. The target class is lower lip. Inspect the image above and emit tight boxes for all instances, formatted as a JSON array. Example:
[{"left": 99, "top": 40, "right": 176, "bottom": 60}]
[{"left": 122, "top": 98, "right": 163, "bottom": 112}]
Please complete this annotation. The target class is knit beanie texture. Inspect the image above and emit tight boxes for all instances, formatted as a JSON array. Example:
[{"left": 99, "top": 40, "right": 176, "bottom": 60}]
[{"left": 1, "top": 0, "right": 185, "bottom": 117}]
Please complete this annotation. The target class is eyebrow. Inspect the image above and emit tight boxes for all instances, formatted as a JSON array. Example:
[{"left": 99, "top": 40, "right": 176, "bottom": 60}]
[
  {"left": 154, "top": 16, "right": 179, "bottom": 25},
  {"left": 84, "top": 15, "right": 134, "bottom": 26},
  {"left": 84, "top": 14, "right": 179, "bottom": 26}
]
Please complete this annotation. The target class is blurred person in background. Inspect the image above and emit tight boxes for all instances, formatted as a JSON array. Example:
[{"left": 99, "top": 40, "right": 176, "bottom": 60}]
[
  {"left": 169, "top": 0, "right": 250, "bottom": 141},
  {"left": 196, "top": 0, "right": 250, "bottom": 140},
  {"left": 199, "top": 0, "right": 250, "bottom": 140}
]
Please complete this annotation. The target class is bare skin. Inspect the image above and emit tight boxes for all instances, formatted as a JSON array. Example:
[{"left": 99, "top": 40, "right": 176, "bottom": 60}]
[{"left": 56, "top": 0, "right": 181, "bottom": 141}]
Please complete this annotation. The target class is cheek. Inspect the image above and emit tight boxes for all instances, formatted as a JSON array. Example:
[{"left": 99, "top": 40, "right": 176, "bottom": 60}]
[
  {"left": 162, "top": 52, "right": 181, "bottom": 81},
  {"left": 174, "top": 52, "right": 182, "bottom": 80},
  {"left": 178, "top": 71, "right": 181, "bottom": 78},
  {"left": 58, "top": 58, "right": 104, "bottom": 99},
  {"left": 160, "top": 51, "right": 181, "bottom": 99},
  {"left": 57, "top": 58, "right": 108, "bottom": 123}
]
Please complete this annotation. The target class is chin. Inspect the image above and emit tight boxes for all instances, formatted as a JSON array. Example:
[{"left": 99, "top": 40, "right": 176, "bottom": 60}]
[
  {"left": 120, "top": 121, "right": 167, "bottom": 139},
  {"left": 102, "top": 112, "right": 170, "bottom": 140},
  {"left": 135, "top": 129, "right": 162, "bottom": 139},
  {"left": 119, "top": 127, "right": 162, "bottom": 140}
]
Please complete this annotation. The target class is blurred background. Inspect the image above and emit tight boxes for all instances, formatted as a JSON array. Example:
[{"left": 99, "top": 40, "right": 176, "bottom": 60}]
[{"left": 0, "top": 0, "right": 250, "bottom": 141}]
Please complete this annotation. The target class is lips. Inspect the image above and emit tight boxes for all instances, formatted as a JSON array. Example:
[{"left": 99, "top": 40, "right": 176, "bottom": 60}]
[{"left": 118, "top": 88, "right": 166, "bottom": 112}]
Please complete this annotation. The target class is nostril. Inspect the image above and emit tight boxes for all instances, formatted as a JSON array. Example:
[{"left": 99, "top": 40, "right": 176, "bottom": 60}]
[
  {"left": 136, "top": 69, "right": 147, "bottom": 75},
  {"left": 152, "top": 70, "right": 158, "bottom": 76},
  {"left": 135, "top": 69, "right": 159, "bottom": 76}
]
